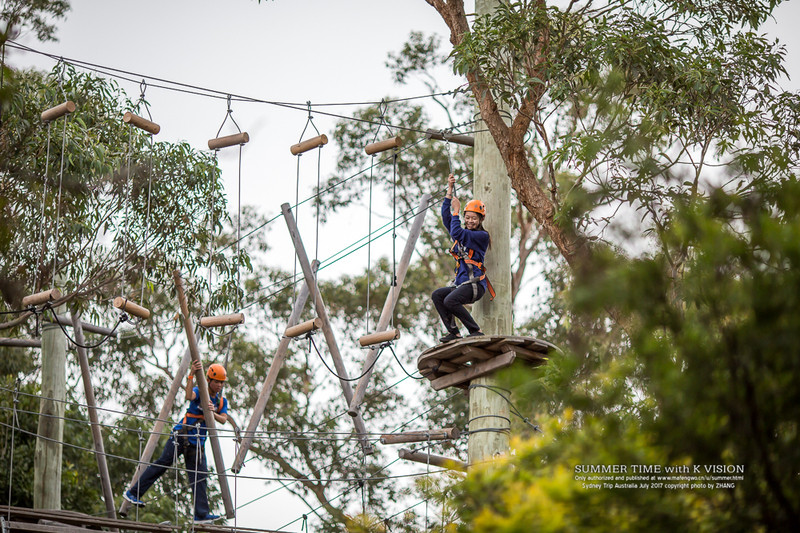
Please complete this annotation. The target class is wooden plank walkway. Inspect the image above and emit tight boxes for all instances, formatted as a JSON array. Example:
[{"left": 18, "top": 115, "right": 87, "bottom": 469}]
[
  {"left": 417, "top": 335, "right": 553, "bottom": 390},
  {"left": 0, "top": 506, "right": 286, "bottom": 533}
]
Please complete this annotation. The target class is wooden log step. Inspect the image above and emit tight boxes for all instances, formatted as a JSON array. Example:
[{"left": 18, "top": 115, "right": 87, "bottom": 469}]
[
  {"left": 290, "top": 134, "right": 328, "bottom": 155},
  {"left": 208, "top": 132, "right": 249, "bottom": 150},
  {"left": 365, "top": 136, "right": 402, "bottom": 155},
  {"left": 41, "top": 101, "right": 76, "bottom": 122},
  {"left": 199, "top": 313, "right": 245, "bottom": 328},
  {"left": 112, "top": 297, "right": 151, "bottom": 320},
  {"left": 284, "top": 317, "right": 322, "bottom": 338},
  {"left": 425, "top": 129, "right": 474, "bottom": 147},
  {"left": 358, "top": 328, "right": 400, "bottom": 347},
  {"left": 22, "top": 289, "right": 62, "bottom": 308},
  {"left": 123, "top": 111, "right": 160, "bottom": 134}
]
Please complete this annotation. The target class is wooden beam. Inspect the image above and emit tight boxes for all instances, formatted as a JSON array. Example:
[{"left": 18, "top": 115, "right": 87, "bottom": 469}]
[
  {"left": 348, "top": 194, "right": 431, "bottom": 416},
  {"left": 119, "top": 346, "right": 192, "bottom": 517},
  {"left": 290, "top": 134, "right": 328, "bottom": 155},
  {"left": 281, "top": 203, "right": 374, "bottom": 455},
  {"left": 1, "top": 505, "right": 174, "bottom": 533},
  {"left": 450, "top": 345, "right": 494, "bottom": 364},
  {"left": 0, "top": 338, "right": 41, "bottom": 348},
  {"left": 71, "top": 312, "right": 116, "bottom": 522},
  {"left": 231, "top": 262, "right": 317, "bottom": 473},
  {"left": 431, "top": 351, "right": 516, "bottom": 391},
  {"left": 47, "top": 314, "right": 115, "bottom": 336},
  {"left": 380, "top": 427, "right": 460, "bottom": 445},
  {"left": 398, "top": 448, "right": 467, "bottom": 472},
  {"left": 174, "top": 271, "right": 235, "bottom": 519},
  {"left": 425, "top": 129, "right": 474, "bottom": 147}
]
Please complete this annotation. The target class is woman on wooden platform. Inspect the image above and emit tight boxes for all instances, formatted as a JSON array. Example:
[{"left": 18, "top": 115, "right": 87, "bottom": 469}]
[{"left": 432, "top": 173, "right": 492, "bottom": 343}]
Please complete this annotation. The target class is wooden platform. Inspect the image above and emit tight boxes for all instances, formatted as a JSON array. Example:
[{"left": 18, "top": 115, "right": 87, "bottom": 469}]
[
  {"left": 417, "top": 335, "right": 553, "bottom": 390},
  {"left": 0, "top": 505, "right": 284, "bottom": 533}
]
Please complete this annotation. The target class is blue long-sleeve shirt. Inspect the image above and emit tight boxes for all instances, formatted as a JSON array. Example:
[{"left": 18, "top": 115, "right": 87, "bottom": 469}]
[{"left": 441, "top": 197, "right": 489, "bottom": 289}]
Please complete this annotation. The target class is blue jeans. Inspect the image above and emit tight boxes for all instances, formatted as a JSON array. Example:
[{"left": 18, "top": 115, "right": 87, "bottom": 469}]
[{"left": 128, "top": 434, "right": 210, "bottom": 518}]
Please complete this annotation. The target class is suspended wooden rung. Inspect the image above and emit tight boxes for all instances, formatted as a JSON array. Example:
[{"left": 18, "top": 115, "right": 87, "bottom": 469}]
[
  {"left": 380, "top": 427, "right": 460, "bottom": 445},
  {"left": 425, "top": 128, "right": 474, "bottom": 147},
  {"left": 22, "top": 288, "right": 62, "bottom": 308},
  {"left": 290, "top": 134, "right": 328, "bottom": 155},
  {"left": 208, "top": 132, "right": 250, "bottom": 150},
  {"left": 0, "top": 338, "right": 42, "bottom": 348},
  {"left": 41, "top": 101, "right": 76, "bottom": 122},
  {"left": 113, "top": 297, "right": 151, "bottom": 320},
  {"left": 199, "top": 312, "right": 245, "bottom": 328},
  {"left": 365, "top": 136, "right": 403, "bottom": 155},
  {"left": 398, "top": 448, "right": 467, "bottom": 472},
  {"left": 284, "top": 317, "right": 322, "bottom": 338},
  {"left": 358, "top": 328, "right": 400, "bottom": 347},
  {"left": 123, "top": 111, "right": 161, "bottom": 135}
]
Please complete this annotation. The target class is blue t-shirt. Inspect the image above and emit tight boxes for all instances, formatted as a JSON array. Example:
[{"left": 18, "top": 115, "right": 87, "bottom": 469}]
[
  {"left": 174, "top": 386, "right": 228, "bottom": 446},
  {"left": 441, "top": 197, "right": 489, "bottom": 289}
]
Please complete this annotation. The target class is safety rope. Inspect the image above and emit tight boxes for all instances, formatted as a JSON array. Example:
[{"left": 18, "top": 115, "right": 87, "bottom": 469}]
[
  {"left": 35, "top": 122, "right": 52, "bottom": 292},
  {"left": 308, "top": 335, "right": 382, "bottom": 382},
  {"left": 6, "top": 381, "right": 20, "bottom": 523},
  {"left": 50, "top": 62, "right": 70, "bottom": 289}
]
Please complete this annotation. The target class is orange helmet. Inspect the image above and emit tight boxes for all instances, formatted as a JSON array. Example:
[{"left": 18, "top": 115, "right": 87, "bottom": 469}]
[
  {"left": 464, "top": 199, "right": 486, "bottom": 218},
  {"left": 207, "top": 364, "right": 228, "bottom": 382}
]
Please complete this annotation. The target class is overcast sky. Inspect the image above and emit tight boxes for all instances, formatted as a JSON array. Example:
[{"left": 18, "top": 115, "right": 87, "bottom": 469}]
[{"left": 7, "top": 1, "right": 800, "bottom": 529}]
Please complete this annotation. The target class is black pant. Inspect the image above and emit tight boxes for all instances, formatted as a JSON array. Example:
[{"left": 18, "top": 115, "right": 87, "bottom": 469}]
[
  {"left": 128, "top": 434, "right": 210, "bottom": 518},
  {"left": 432, "top": 284, "right": 485, "bottom": 335}
]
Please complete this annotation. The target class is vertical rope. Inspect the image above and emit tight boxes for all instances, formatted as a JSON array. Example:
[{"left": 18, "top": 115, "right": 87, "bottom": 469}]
[
  {"left": 207, "top": 153, "right": 218, "bottom": 312},
  {"left": 293, "top": 152, "right": 301, "bottom": 302},
  {"left": 366, "top": 159, "right": 374, "bottom": 334},
  {"left": 120, "top": 122, "right": 133, "bottom": 298},
  {"left": 191, "top": 436, "right": 200, "bottom": 527},
  {"left": 314, "top": 144, "right": 321, "bottom": 277},
  {"left": 134, "top": 429, "right": 143, "bottom": 522},
  {"left": 50, "top": 110, "right": 69, "bottom": 288},
  {"left": 6, "top": 381, "right": 20, "bottom": 520},
  {"left": 173, "top": 430, "right": 179, "bottom": 527},
  {"left": 36, "top": 123, "right": 53, "bottom": 292}
]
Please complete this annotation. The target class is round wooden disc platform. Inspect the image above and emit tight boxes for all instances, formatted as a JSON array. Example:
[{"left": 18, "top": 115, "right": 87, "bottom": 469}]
[{"left": 417, "top": 335, "right": 554, "bottom": 391}]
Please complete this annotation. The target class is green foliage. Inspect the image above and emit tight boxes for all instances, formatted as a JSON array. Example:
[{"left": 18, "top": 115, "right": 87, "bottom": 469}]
[
  {"left": 0, "top": 0, "right": 70, "bottom": 42},
  {"left": 453, "top": 177, "right": 800, "bottom": 531}
]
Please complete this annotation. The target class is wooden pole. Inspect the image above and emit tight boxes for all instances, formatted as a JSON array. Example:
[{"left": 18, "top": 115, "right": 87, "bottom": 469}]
[
  {"left": 281, "top": 203, "right": 374, "bottom": 455},
  {"left": 380, "top": 427, "right": 460, "bottom": 445},
  {"left": 48, "top": 314, "right": 115, "bottom": 336},
  {"left": 398, "top": 448, "right": 467, "bottom": 472},
  {"left": 70, "top": 312, "right": 116, "bottom": 521},
  {"left": 0, "top": 338, "right": 42, "bottom": 348},
  {"left": 119, "top": 347, "right": 192, "bottom": 517},
  {"left": 425, "top": 129, "right": 475, "bottom": 147},
  {"left": 173, "top": 271, "right": 235, "bottom": 519},
  {"left": 231, "top": 261, "right": 317, "bottom": 473},
  {"left": 34, "top": 300, "right": 66, "bottom": 510},
  {"left": 468, "top": 0, "right": 513, "bottom": 467},
  {"left": 348, "top": 193, "right": 431, "bottom": 416}
]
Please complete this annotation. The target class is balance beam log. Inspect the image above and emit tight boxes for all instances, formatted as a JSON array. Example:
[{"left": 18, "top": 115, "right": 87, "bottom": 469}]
[
  {"left": 208, "top": 132, "right": 249, "bottom": 150},
  {"left": 199, "top": 313, "right": 245, "bottom": 328},
  {"left": 22, "top": 289, "right": 63, "bottom": 308},
  {"left": 365, "top": 136, "right": 402, "bottom": 155},
  {"left": 123, "top": 111, "right": 161, "bottom": 135},
  {"left": 41, "top": 101, "right": 76, "bottom": 122},
  {"left": 290, "top": 134, "right": 328, "bottom": 155},
  {"left": 358, "top": 328, "right": 400, "bottom": 347},
  {"left": 284, "top": 317, "right": 322, "bottom": 338},
  {"left": 112, "top": 297, "right": 151, "bottom": 320}
]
